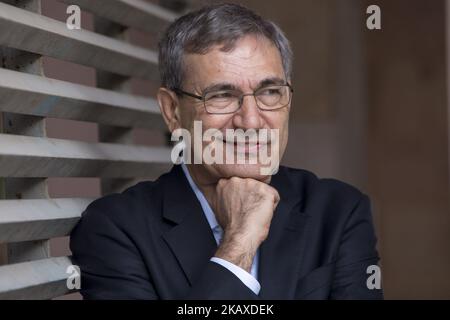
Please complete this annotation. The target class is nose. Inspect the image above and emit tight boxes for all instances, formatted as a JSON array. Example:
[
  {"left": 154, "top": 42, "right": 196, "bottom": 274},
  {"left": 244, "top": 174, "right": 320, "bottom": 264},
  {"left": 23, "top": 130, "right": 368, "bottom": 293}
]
[{"left": 232, "top": 94, "right": 264, "bottom": 130}]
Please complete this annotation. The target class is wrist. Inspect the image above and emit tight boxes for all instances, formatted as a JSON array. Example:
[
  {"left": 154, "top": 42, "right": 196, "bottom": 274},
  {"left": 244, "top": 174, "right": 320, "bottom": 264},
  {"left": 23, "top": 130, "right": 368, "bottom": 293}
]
[{"left": 215, "top": 232, "right": 259, "bottom": 273}]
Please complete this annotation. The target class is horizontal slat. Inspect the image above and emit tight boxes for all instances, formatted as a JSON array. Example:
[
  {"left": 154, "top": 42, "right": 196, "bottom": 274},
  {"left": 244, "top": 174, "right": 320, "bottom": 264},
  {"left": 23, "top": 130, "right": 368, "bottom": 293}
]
[
  {"left": 60, "top": 0, "right": 178, "bottom": 33},
  {"left": 0, "top": 133, "right": 172, "bottom": 177},
  {"left": 0, "top": 68, "right": 165, "bottom": 129},
  {"left": 0, "top": 198, "right": 94, "bottom": 243},
  {"left": 0, "top": 256, "right": 75, "bottom": 299},
  {"left": 0, "top": 2, "right": 158, "bottom": 79}
]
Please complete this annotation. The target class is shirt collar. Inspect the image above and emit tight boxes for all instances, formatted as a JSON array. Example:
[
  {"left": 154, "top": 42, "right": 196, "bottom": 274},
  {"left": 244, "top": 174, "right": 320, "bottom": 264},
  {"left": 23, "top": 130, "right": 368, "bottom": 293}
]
[{"left": 181, "top": 163, "right": 220, "bottom": 231}]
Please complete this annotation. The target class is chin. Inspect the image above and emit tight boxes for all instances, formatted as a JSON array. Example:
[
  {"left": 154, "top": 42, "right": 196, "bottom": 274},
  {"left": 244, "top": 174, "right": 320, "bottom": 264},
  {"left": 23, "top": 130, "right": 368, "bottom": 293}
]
[{"left": 211, "top": 163, "right": 277, "bottom": 182}]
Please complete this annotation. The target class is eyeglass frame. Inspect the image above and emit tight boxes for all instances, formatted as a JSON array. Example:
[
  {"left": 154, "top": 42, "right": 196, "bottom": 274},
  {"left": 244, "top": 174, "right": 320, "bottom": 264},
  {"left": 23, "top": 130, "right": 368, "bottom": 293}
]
[{"left": 173, "top": 82, "right": 294, "bottom": 115}]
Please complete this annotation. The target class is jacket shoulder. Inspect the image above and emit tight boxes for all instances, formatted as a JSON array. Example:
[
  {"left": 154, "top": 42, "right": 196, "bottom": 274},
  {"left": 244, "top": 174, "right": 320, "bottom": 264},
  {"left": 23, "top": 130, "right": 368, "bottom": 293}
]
[
  {"left": 281, "top": 165, "right": 362, "bottom": 192},
  {"left": 76, "top": 173, "right": 168, "bottom": 231},
  {"left": 279, "top": 166, "right": 365, "bottom": 210}
]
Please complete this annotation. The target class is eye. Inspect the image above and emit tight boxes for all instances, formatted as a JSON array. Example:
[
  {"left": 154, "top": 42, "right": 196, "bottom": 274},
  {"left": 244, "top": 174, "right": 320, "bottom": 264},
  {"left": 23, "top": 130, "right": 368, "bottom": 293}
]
[
  {"left": 207, "top": 91, "right": 236, "bottom": 100},
  {"left": 259, "top": 87, "right": 282, "bottom": 95}
]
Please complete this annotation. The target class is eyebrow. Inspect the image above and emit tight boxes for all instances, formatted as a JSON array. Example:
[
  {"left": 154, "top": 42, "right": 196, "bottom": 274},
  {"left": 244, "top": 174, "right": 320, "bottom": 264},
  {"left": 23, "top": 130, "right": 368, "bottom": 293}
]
[
  {"left": 202, "top": 77, "right": 287, "bottom": 94},
  {"left": 203, "top": 83, "right": 239, "bottom": 93},
  {"left": 256, "top": 77, "right": 287, "bottom": 89}
]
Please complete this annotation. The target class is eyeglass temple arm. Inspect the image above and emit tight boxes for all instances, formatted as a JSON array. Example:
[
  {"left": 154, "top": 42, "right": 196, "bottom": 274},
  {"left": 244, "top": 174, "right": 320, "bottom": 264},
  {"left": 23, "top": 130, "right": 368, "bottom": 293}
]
[{"left": 173, "top": 88, "right": 203, "bottom": 100}]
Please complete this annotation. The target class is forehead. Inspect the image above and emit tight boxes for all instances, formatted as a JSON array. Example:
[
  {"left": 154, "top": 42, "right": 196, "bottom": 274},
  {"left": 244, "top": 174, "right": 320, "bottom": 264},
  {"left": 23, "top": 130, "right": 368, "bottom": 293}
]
[{"left": 183, "top": 35, "right": 285, "bottom": 89}]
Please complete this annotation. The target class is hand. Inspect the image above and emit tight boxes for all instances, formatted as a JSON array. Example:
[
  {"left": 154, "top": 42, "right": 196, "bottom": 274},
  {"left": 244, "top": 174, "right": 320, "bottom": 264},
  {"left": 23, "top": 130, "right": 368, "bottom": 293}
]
[{"left": 210, "top": 177, "right": 280, "bottom": 272}]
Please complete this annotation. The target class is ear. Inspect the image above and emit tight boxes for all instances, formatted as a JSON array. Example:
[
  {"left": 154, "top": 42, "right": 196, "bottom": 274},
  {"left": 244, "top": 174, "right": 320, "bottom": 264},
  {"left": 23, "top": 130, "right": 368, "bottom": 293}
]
[{"left": 157, "top": 87, "right": 182, "bottom": 133}]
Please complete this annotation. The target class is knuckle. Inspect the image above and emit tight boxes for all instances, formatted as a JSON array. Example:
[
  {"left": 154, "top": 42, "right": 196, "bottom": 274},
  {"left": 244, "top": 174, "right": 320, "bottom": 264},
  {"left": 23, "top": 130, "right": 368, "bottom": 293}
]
[
  {"left": 230, "top": 177, "right": 240, "bottom": 183},
  {"left": 217, "top": 179, "right": 227, "bottom": 188}
]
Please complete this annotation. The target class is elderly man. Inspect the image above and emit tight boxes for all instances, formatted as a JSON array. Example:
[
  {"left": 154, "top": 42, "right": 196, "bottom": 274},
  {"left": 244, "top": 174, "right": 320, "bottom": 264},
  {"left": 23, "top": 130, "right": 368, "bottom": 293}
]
[{"left": 70, "top": 3, "right": 382, "bottom": 300}]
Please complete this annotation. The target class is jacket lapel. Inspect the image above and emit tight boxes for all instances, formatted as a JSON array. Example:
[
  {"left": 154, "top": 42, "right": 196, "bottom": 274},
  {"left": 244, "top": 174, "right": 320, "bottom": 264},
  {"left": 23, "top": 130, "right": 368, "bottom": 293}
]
[
  {"left": 258, "top": 167, "right": 310, "bottom": 299},
  {"left": 161, "top": 165, "right": 217, "bottom": 286},
  {"left": 160, "top": 165, "right": 310, "bottom": 298}
]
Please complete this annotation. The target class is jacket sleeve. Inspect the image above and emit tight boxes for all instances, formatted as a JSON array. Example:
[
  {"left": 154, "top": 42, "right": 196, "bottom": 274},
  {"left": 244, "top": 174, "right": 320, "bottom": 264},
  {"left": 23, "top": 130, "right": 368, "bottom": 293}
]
[
  {"left": 330, "top": 194, "right": 384, "bottom": 299},
  {"left": 70, "top": 199, "right": 260, "bottom": 300},
  {"left": 70, "top": 203, "right": 159, "bottom": 300},
  {"left": 186, "top": 262, "right": 260, "bottom": 300}
]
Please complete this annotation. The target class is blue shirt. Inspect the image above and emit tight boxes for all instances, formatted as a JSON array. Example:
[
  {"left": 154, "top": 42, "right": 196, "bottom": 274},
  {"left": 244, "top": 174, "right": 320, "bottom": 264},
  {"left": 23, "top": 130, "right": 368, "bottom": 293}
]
[{"left": 181, "top": 163, "right": 261, "bottom": 294}]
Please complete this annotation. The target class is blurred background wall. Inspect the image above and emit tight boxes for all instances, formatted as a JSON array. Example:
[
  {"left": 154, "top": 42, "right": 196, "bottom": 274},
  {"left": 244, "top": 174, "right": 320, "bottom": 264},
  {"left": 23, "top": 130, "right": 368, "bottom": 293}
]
[{"left": 36, "top": 0, "right": 450, "bottom": 299}]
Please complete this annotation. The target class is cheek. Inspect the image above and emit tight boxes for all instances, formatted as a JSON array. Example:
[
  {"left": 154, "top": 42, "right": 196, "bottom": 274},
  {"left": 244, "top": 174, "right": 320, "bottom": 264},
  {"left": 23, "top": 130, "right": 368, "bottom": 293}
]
[
  {"left": 200, "top": 114, "right": 233, "bottom": 132},
  {"left": 266, "top": 112, "right": 289, "bottom": 151},
  {"left": 185, "top": 113, "right": 233, "bottom": 142},
  {"left": 179, "top": 103, "right": 201, "bottom": 130},
  {"left": 282, "top": 113, "right": 290, "bottom": 146},
  {"left": 266, "top": 111, "right": 289, "bottom": 133}
]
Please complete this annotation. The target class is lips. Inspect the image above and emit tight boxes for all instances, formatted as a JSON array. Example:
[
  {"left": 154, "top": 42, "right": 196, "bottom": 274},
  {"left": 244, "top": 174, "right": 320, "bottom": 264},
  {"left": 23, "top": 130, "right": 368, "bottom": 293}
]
[{"left": 221, "top": 140, "right": 268, "bottom": 153}]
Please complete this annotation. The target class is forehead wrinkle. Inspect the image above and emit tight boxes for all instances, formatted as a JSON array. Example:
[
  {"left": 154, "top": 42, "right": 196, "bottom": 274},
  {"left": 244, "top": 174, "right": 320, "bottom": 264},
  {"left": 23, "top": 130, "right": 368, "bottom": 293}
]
[
  {"left": 214, "top": 59, "right": 277, "bottom": 90},
  {"left": 219, "top": 48, "right": 269, "bottom": 70},
  {"left": 223, "top": 35, "right": 269, "bottom": 58}
]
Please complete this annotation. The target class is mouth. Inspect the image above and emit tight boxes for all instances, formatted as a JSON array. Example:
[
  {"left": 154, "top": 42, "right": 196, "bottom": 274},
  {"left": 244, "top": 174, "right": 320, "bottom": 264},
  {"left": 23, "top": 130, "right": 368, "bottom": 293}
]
[{"left": 221, "top": 139, "right": 269, "bottom": 154}]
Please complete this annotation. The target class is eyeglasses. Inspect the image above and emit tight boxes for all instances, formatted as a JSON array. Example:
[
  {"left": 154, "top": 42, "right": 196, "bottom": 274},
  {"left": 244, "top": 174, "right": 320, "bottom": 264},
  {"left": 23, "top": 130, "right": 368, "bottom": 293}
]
[{"left": 173, "top": 83, "right": 293, "bottom": 114}]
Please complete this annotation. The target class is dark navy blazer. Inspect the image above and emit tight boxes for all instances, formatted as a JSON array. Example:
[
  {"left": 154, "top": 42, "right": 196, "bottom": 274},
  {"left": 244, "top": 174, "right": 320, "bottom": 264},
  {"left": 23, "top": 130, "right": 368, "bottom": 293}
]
[{"left": 70, "top": 165, "right": 383, "bottom": 300}]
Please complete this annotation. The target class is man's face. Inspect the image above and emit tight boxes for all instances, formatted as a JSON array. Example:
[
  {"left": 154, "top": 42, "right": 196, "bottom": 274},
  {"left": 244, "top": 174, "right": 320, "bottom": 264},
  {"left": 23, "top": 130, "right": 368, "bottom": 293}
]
[{"left": 176, "top": 35, "right": 291, "bottom": 183}]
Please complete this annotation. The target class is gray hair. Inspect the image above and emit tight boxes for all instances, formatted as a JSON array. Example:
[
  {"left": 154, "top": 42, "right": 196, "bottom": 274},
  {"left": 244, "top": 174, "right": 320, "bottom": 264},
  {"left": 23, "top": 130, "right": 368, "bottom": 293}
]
[{"left": 158, "top": 3, "right": 293, "bottom": 91}]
